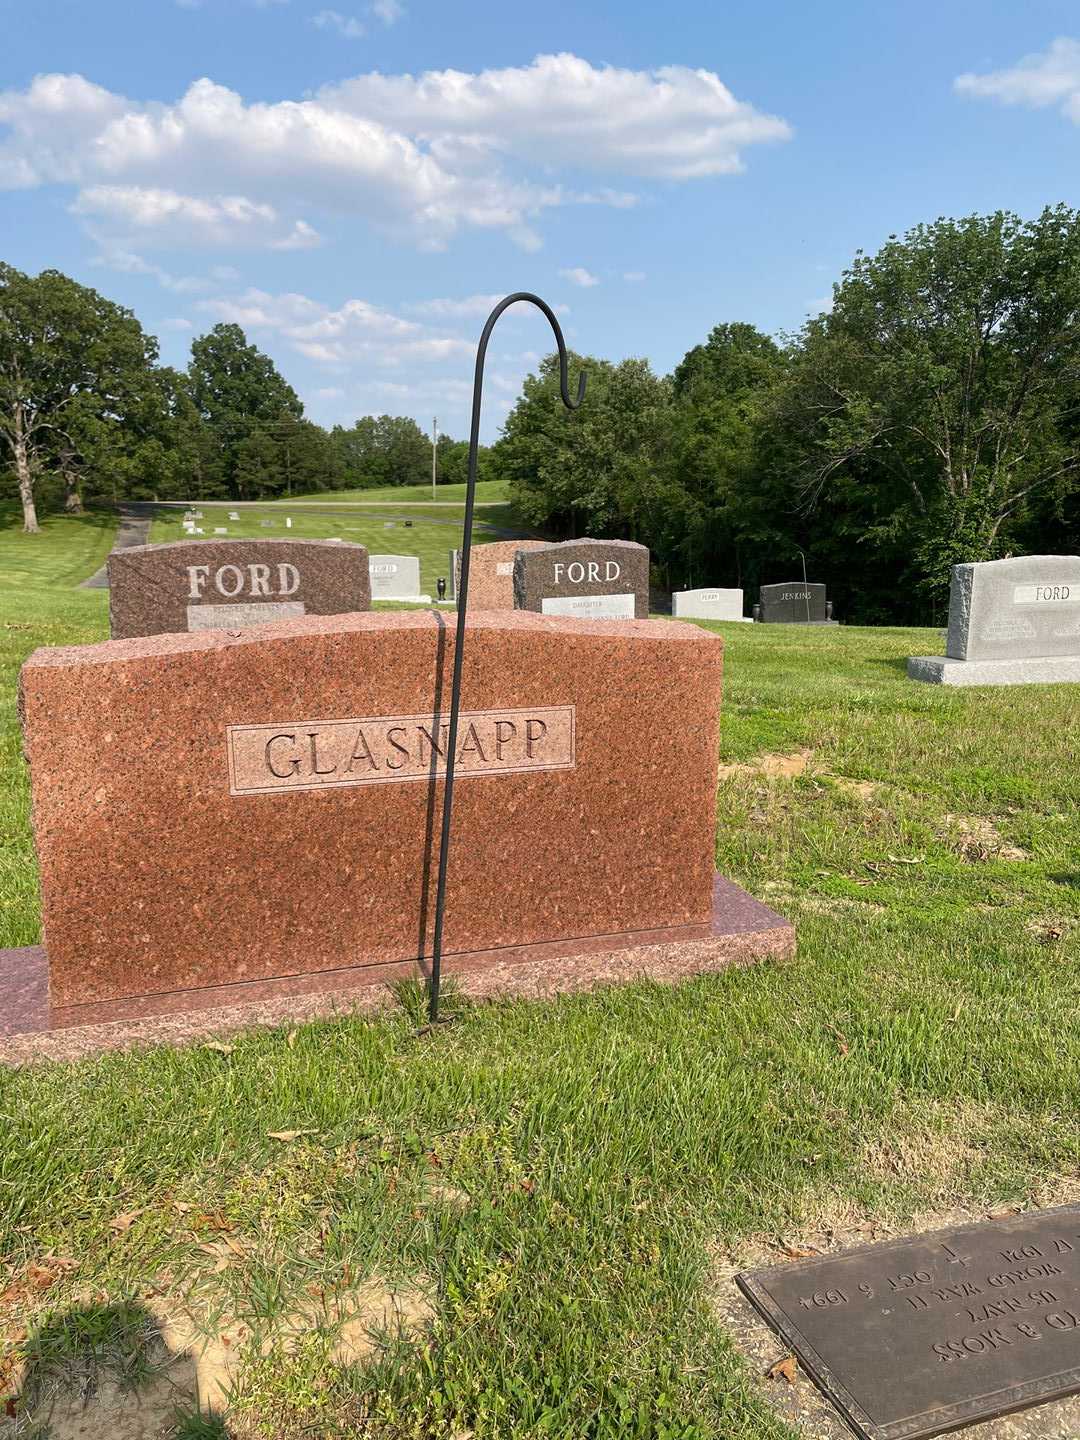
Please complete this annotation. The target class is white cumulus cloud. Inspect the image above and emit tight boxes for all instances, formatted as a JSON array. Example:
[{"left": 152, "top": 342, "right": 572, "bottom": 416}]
[
  {"left": 195, "top": 286, "right": 474, "bottom": 367},
  {"left": 322, "top": 53, "right": 792, "bottom": 180},
  {"left": 559, "top": 266, "right": 599, "bottom": 288},
  {"left": 312, "top": 9, "right": 365, "bottom": 39},
  {"left": 370, "top": 0, "right": 404, "bottom": 23},
  {"left": 955, "top": 37, "right": 1080, "bottom": 122},
  {"left": 0, "top": 56, "right": 791, "bottom": 256}
]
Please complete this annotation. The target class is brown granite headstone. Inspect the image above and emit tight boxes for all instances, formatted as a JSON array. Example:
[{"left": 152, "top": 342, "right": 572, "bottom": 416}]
[
  {"left": 107, "top": 539, "right": 371, "bottom": 639},
  {"left": 456, "top": 540, "right": 547, "bottom": 610},
  {"left": 514, "top": 539, "right": 650, "bottom": 619},
  {"left": 20, "top": 611, "right": 721, "bottom": 1022}
]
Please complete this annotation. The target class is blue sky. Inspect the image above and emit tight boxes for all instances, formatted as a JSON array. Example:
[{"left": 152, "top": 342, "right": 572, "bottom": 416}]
[{"left": 1, "top": 0, "right": 1078, "bottom": 440}]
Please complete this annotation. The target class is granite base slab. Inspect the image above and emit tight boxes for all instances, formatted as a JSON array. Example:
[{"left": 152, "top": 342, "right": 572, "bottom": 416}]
[
  {"left": 0, "top": 875, "right": 792, "bottom": 1065},
  {"left": 907, "top": 654, "right": 1080, "bottom": 686}
]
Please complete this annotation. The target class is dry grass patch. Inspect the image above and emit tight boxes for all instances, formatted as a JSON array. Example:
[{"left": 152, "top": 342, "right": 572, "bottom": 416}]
[
  {"left": 718, "top": 749, "right": 812, "bottom": 780},
  {"left": 941, "top": 813, "right": 1029, "bottom": 863}
]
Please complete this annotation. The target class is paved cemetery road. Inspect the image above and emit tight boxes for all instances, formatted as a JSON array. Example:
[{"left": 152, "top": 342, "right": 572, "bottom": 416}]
[{"left": 80, "top": 504, "right": 152, "bottom": 589}]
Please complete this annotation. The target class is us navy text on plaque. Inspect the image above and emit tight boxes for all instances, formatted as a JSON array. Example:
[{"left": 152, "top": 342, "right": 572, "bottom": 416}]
[
  {"left": 228, "top": 705, "right": 575, "bottom": 795},
  {"left": 737, "top": 1206, "right": 1080, "bottom": 1440}
]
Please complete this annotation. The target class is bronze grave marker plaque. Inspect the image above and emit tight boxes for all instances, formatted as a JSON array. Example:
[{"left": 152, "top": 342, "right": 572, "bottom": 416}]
[{"left": 737, "top": 1206, "right": 1080, "bottom": 1439}]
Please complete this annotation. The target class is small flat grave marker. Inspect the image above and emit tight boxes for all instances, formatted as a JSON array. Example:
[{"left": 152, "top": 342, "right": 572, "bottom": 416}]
[
  {"left": 228, "top": 511, "right": 239, "bottom": 520},
  {"left": 213, "top": 527, "right": 228, "bottom": 535},
  {"left": 738, "top": 1205, "right": 1080, "bottom": 1440},
  {"left": 285, "top": 518, "right": 292, "bottom": 528},
  {"left": 260, "top": 519, "right": 274, "bottom": 527}
]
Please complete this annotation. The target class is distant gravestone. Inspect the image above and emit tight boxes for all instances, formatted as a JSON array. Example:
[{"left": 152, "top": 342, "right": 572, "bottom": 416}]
[
  {"left": 456, "top": 540, "right": 547, "bottom": 610},
  {"left": 909, "top": 555, "right": 1080, "bottom": 686},
  {"left": 368, "top": 554, "right": 430, "bottom": 602},
  {"left": 107, "top": 539, "right": 371, "bottom": 639},
  {"left": 213, "top": 527, "right": 228, "bottom": 535},
  {"left": 228, "top": 511, "right": 239, "bottom": 521},
  {"left": 514, "top": 539, "right": 650, "bottom": 619},
  {"left": 260, "top": 520, "right": 274, "bottom": 528},
  {"left": 285, "top": 518, "right": 292, "bottom": 528},
  {"left": 754, "top": 582, "right": 835, "bottom": 625},
  {"left": 672, "top": 588, "right": 749, "bottom": 622}
]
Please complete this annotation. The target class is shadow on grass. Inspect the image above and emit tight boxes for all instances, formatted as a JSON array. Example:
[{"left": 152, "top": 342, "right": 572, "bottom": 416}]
[{"left": 11, "top": 1297, "right": 231, "bottom": 1438}]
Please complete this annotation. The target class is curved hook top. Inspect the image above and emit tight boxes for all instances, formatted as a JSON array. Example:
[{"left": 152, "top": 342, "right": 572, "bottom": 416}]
[
  {"left": 428, "top": 288, "right": 586, "bottom": 1025},
  {"left": 474, "top": 291, "right": 586, "bottom": 415}
]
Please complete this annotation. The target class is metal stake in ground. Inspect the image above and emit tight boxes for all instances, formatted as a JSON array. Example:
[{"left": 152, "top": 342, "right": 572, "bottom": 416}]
[{"left": 427, "top": 293, "right": 586, "bottom": 1024}]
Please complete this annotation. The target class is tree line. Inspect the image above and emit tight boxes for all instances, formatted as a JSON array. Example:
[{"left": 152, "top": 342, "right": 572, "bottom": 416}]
[
  {"left": 4, "top": 205, "right": 1080, "bottom": 621},
  {"left": 0, "top": 264, "right": 473, "bottom": 529},
  {"left": 501, "top": 206, "right": 1080, "bottom": 622}
]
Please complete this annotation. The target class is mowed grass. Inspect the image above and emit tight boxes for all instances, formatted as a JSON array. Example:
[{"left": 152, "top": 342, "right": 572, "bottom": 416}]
[
  {"left": 149, "top": 499, "right": 525, "bottom": 597},
  {"left": 276, "top": 479, "right": 511, "bottom": 505},
  {"left": 0, "top": 501, "right": 116, "bottom": 590},
  {"left": 1, "top": 525, "right": 1079, "bottom": 1437}
]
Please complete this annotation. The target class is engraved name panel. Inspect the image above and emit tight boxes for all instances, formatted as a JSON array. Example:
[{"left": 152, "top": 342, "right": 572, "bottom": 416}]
[
  {"left": 228, "top": 705, "right": 575, "bottom": 795},
  {"left": 541, "top": 594, "right": 635, "bottom": 619},
  {"left": 1013, "top": 582, "right": 1076, "bottom": 606},
  {"left": 738, "top": 1206, "right": 1080, "bottom": 1440}
]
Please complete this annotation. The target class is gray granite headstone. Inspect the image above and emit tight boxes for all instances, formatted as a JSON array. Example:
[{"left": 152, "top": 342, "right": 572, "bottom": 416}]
[
  {"left": 513, "top": 539, "right": 650, "bottom": 619},
  {"left": 108, "top": 539, "right": 371, "bottom": 639},
  {"left": 756, "top": 581, "right": 833, "bottom": 624},
  {"left": 909, "top": 555, "right": 1080, "bottom": 686},
  {"left": 672, "top": 587, "right": 749, "bottom": 622},
  {"left": 368, "top": 553, "right": 429, "bottom": 601}
]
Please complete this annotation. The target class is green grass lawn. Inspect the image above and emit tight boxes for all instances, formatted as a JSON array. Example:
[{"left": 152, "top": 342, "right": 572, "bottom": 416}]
[
  {"left": 149, "top": 492, "right": 527, "bottom": 596},
  {"left": 1, "top": 530, "right": 1079, "bottom": 1438},
  {"left": 0, "top": 501, "right": 116, "bottom": 591},
  {"left": 273, "top": 479, "right": 510, "bottom": 505}
]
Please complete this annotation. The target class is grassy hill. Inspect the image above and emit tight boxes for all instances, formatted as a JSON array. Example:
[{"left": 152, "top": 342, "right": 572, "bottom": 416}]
[{"left": 148, "top": 500, "right": 525, "bottom": 596}]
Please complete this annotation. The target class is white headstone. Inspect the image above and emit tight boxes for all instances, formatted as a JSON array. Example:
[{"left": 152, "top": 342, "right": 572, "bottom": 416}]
[
  {"left": 368, "top": 553, "right": 429, "bottom": 602},
  {"left": 672, "top": 587, "right": 749, "bottom": 622}
]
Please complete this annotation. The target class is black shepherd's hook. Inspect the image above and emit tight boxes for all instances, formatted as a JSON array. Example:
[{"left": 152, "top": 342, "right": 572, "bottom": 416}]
[{"left": 427, "top": 293, "right": 586, "bottom": 1023}]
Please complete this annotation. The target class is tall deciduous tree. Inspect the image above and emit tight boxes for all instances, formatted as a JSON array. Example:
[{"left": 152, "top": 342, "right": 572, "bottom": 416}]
[
  {"left": 0, "top": 264, "right": 159, "bottom": 531},
  {"left": 496, "top": 352, "right": 672, "bottom": 548},
  {"left": 781, "top": 207, "right": 1080, "bottom": 600},
  {"left": 187, "top": 324, "right": 302, "bottom": 498}
]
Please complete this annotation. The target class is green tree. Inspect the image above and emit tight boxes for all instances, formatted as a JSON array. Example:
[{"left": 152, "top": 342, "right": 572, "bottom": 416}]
[
  {"left": 0, "top": 264, "right": 159, "bottom": 531},
  {"left": 664, "top": 323, "right": 785, "bottom": 589},
  {"left": 496, "top": 352, "right": 673, "bottom": 556},
  {"left": 187, "top": 324, "right": 302, "bottom": 498},
  {"left": 780, "top": 207, "right": 1080, "bottom": 604}
]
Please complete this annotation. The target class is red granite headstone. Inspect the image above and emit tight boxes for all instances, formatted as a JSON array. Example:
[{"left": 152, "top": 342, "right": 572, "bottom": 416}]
[{"left": 20, "top": 611, "right": 733, "bottom": 1023}]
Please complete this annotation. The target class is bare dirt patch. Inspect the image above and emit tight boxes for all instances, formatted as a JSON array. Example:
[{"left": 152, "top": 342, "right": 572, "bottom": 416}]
[
  {"left": 942, "top": 813, "right": 1029, "bottom": 863},
  {"left": 6, "top": 1278, "right": 434, "bottom": 1434},
  {"left": 718, "top": 750, "right": 812, "bottom": 781}
]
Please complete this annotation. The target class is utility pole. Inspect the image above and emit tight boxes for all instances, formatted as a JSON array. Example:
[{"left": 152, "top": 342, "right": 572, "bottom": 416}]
[{"left": 431, "top": 415, "right": 438, "bottom": 501}]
